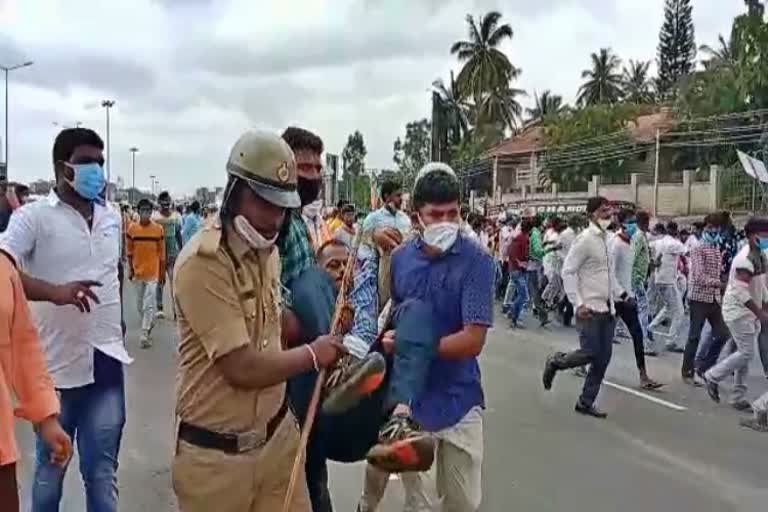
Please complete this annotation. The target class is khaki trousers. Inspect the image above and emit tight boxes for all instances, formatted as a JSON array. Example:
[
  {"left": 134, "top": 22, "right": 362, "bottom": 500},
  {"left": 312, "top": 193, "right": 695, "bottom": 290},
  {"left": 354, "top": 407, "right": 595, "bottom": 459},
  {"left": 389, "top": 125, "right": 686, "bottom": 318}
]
[
  {"left": 359, "top": 407, "right": 484, "bottom": 512},
  {"left": 172, "top": 414, "right": 310, "bottom": 512}
]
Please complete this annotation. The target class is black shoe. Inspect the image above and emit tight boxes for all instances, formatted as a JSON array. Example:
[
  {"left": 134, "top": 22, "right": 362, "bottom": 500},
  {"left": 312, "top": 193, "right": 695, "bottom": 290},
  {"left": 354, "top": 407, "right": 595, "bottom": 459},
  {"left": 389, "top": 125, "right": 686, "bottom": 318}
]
[
  {"left": 731, "top": 400, "right": 753, "bottom": 412},
  {"left": 682, "top": 376, "right": 702, "bottom": 387},
  {"left": 704, "top": 376, "right": 720, "bottom": 403},
  {"left": 575, "top": 401, "right": 607, "bottom": 419},
  {"left": 644, "top": 351, "right": 658, "bottom": 357},
  {"left": 542, "top": 354, "right": 561, "bottom": 390},
  {"left": 667, "top": 345, "right": 685, "bottom": 354}
]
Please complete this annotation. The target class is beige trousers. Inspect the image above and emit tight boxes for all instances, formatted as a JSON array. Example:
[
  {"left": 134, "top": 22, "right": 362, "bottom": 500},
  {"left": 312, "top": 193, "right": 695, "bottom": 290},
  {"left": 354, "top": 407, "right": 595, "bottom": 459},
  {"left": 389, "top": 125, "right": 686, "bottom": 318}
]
[
  {"left": 358, "top": 407, "right": 484, "bottom": 512},
  {"left": 172, "top": 414, "right": 310, "bottom": 512}
]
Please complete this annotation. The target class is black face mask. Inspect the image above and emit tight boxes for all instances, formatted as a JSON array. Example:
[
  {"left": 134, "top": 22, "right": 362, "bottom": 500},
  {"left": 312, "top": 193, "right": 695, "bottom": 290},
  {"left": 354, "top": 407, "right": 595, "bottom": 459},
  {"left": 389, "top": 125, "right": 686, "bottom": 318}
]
[{"left": 297, "top": 177, "right": 321, "bottom": 206}]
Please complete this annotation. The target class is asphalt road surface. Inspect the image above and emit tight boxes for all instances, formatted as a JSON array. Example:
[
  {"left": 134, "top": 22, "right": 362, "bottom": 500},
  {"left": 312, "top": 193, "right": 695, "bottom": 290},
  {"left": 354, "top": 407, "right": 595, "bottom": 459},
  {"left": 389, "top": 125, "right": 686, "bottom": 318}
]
[{"left": 14, "top": 285, "right": 768, "bottom": 511}]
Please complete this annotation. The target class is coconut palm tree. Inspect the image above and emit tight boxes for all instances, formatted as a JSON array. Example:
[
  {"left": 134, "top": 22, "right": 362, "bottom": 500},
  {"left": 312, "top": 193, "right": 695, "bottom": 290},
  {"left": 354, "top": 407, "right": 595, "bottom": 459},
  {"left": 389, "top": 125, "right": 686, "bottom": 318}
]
[
  {"left": 476, "top": 86, "right": 526, "bottom": 133},
  {"left": 432, "top": 72, "right": 469, "bottom": 146},
  {"left": 450, "top": 11, "right": 520, "bottom": 102},
  {"left": 699, "top": 34, "right": 735, "bottom": 70},
  {"left": 577, "top": 48, "right": 624, "bottom": 106},
  {"left": 526, "top": 90, "right": 564, "bottom": 122},
  {"left": 621, "top": 59, "right": 654, "bottom": 103}
]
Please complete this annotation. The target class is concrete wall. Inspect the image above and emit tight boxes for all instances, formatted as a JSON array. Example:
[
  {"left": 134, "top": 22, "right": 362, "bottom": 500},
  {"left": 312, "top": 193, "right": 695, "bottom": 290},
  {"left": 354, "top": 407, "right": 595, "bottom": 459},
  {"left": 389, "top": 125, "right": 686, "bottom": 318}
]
[{"left": 488, "top": 166, "right": 721, "bottom": 217}]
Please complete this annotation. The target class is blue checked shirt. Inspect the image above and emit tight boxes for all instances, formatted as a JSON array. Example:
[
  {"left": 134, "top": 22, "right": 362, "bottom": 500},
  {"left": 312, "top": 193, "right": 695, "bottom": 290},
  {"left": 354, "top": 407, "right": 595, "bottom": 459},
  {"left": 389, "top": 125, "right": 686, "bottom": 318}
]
[
  {"left": 277, "top": 210, "right": 316, "bottom": 291},
  {"left": 343, "top": 253, "right": 381, "bottom": 358}
]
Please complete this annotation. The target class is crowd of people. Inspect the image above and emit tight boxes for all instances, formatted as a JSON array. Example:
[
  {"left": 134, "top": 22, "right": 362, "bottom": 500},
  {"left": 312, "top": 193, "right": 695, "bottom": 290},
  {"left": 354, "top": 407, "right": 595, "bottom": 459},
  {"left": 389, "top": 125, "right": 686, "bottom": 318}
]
[
  {"left": 1, "top": 122, "right": 768, "bottom": 512},
  {"left": 479, "top": 200, "right": 768, "bottom": 430}
]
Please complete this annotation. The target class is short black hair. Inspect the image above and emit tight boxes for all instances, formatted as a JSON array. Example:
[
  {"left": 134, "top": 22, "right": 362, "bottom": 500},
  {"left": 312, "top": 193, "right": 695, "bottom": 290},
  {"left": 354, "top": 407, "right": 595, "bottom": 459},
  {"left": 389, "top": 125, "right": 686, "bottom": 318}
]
[
  {"left": 317, "top": 238, "right": 348, "bottom": 259},
  {"left": 189, "top": 200, "right": 201, "bottom": 214},
  {"left": 380, "top": 179, "right": 401, "bottom": 201},
  {"left": 336, "top": 200, "right": 347, "bottom": 209},
  {"left": 282, "top": 127, "right": 324, "bottom": 154},
  {"left": 666, "top": 221, "right": 678, "bottom": 234},
  {"left": 586, "top": 196, "right": 608, "bottom": 215},
  {"left": 52, "top": 128, "right": 104, "bottom": 163},
  {"left": 412, "top": 170, "right": 459, "bottom": 210},
  {"left": 137, "top": 198, "right": 153, "bottom": 210},
  {"left": 616, "top": 208, "right": 636, "bottom": 224},
  {"left": 652, "top": 222, "right": 666, "bottom": 234},
  {"left": 158, "top": 191, "right": 171, "bottom": 202},
  {"left": 341, "top": 204, "right": 356, "bottom": 214},
  {"left": 636, "top": 210, "right": 650, "bottom": 226},
  {"left": 692, "top": 221, "right": 705, "bottom": 231},
  {"left": 703, "top": 213, "right": 720, "bottom": 227},
  {"left": 744, "top": 216, "right": 768, "bottom": 235}
]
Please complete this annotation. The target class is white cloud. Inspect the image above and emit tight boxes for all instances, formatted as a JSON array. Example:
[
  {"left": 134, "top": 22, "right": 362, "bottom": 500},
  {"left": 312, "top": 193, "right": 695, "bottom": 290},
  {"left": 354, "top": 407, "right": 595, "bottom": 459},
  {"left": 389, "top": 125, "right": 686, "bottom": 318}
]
[{"left": 0, "top": 0, "right": 749, "bottom": 195}]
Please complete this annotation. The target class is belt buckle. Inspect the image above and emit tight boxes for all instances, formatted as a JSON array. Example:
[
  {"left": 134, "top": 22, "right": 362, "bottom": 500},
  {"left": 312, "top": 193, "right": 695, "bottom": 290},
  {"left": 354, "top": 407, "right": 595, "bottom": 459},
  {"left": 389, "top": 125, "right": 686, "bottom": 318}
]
[{"left": 236, "top": 431, "right": 263, "bottom": 453}]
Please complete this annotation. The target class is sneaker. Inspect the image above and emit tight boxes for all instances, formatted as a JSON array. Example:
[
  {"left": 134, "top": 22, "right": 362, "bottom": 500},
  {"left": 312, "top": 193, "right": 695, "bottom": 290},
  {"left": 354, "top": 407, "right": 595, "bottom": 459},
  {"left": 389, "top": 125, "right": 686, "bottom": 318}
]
[
  {"left": 704, "top": 375, "right": 720, "bottom": 403},
  {"left": 542, "top": 353, "right": 563, "bottom": 390},
  {"left": 322, "top": 352, "right": 386, "bottom": 415},
  {"left": 739, "top": 413, "right": 768, "bottom": 433},
  {"left": 366, "top": 414, "right": 435, "bottom": 473},
  {"left": 140, "top": 332, "right": 152, "bottom": 349},
  {"left": 731, "top": 400, "right": 753, "bottom": 412},
  {"left": 155, "top": 310, "right": 166, "bottom": 320}
]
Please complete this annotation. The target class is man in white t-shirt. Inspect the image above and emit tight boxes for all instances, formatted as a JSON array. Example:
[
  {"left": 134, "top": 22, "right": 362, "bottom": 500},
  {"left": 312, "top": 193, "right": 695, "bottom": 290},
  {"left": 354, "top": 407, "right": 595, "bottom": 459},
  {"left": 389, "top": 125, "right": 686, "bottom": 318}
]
[
  {"left": 705, "top": 217, "right": 768, "bottom": 412},
  {"left": 649, "top": 221, "right": 688, "bottom": 352}
]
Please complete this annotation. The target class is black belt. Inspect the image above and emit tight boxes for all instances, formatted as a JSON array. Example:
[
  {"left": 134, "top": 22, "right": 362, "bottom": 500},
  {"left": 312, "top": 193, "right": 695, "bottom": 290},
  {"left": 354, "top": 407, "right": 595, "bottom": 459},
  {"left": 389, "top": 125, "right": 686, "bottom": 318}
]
[{"left": 178, "top": 400, "right": 288, "bottom": 454}]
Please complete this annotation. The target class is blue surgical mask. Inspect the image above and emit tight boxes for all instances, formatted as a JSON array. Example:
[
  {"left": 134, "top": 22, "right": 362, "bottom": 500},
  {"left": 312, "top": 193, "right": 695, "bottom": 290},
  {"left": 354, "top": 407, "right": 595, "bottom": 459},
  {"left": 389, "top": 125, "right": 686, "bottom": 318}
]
[
  {"left": 65, "top": 162, "right": 105, "bottom": 202},
  {"left": 623, "top": 222, "right": 637, "bottom": 237},
  {"left": 758, "top": 237, "right": 768, "bottom": 251},
  {"left": 702, "top": 231, "right": 719, "bottom": 244}
]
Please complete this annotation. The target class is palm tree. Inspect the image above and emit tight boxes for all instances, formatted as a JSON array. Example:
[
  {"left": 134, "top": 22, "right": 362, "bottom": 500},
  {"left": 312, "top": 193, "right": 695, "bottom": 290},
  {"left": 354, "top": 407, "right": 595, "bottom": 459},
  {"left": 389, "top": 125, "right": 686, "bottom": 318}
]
[
  {"left": 526, "top": 90, "right": 564, "bottom": 121},
  {"left": 621, "top": 59, "right": 654, "bottom": 103},
  {"left": 699, "top": 34, "right": 735, "bottom": 70},
  {"left": 476, "top": 86, "right": 526, "bottom": 133},
  {"left": 577, "top": 48, "right": 624, "bottom": 106},
  {"left": 450, "top": 11, "right": 519, "bottom": 102},
  {"left": 432, "top": 72, "right": 469, "bottom": 146}
]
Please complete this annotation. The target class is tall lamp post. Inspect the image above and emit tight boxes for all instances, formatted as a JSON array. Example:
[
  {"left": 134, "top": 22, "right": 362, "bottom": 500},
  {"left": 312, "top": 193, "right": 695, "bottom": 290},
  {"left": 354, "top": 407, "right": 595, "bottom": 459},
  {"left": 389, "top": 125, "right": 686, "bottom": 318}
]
[
  {"left": 1, "top": 60, "right": 34, "bottom": 180},
  {"left": 149, "top": 174, "right": 156, "bottom": 196},
  {"left": 101, "top": 100, "right": 115, "bottom": 198},
  {"left": 129, "top": 146, "right": 139, "bottom": 204}
]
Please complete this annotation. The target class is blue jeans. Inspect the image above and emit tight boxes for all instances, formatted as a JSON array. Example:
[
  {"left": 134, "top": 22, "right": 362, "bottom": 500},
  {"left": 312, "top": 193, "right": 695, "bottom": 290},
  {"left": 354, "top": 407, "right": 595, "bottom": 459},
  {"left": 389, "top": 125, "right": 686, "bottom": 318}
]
[
  {"left": 506, "top": 271, "right": 528, "bottom": 322},
  {"left": 287, "top": 267, "right": 438, "bottom": 512},
  {"left": 32, "top": 378, "right": 125, "bottom": 512}
]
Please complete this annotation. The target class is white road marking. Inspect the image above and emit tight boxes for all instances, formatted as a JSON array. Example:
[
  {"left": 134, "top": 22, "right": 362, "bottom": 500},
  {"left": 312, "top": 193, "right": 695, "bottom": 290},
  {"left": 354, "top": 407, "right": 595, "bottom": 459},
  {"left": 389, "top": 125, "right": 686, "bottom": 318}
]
[
  {"left": 389, "top": 473, "right": 399, "bottom": 481},
  {"left": 603, "top": 381, "right": 688, "bottom": 411}
]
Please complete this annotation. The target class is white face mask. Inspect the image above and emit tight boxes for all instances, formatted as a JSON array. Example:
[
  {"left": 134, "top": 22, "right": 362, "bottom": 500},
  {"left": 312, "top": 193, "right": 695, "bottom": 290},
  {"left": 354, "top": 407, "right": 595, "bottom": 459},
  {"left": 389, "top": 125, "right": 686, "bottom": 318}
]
[
  {"left": 597, "top": 218, "right": 612, "bottom": 231},
  {"left": 233, "top": 215, "right": 278, "bottom": 250},
  {"left": 421, "top": 219, "right": 459, "bottom": 253},
  {"left": 303, "top": 199, "right": 322, "bottom": 219}
]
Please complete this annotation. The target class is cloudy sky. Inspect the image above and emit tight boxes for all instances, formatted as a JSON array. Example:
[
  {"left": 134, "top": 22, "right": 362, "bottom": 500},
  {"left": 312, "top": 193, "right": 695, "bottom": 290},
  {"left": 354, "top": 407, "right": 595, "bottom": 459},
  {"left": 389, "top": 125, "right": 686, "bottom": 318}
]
[{"left": 0, "top": 0, "right": 745, "bottom": 196}]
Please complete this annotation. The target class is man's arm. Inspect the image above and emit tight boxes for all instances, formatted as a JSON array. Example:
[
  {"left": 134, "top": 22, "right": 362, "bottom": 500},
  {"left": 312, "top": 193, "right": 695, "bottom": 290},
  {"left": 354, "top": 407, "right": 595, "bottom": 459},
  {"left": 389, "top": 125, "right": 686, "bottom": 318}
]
[
  {"left": 562, "top": 235, "right": 587, "bottom": 308},
  {"left": 175, "top": 220, "right": 183, "bottom": 252},
  {"left": 438, "top": 252, "right": 495, "bottom": 359},
  {"left": 177, "top": 256, "right": 343, "bottom": 390},
  {"left": 158, "top": 229, "right": 166, "bottom": 284}
]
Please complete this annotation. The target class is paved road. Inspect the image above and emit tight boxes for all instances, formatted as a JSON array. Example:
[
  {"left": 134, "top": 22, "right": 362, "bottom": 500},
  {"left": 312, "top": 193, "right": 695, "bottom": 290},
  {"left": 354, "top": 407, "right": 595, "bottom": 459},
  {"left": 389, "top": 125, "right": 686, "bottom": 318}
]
[{"left": 14, "top": 286, "right": 768, "bottom": 511}]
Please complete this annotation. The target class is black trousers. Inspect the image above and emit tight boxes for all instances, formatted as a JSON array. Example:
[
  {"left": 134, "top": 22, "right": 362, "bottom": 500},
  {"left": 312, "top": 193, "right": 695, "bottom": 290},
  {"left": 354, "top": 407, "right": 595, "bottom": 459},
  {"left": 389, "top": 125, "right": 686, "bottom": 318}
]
[
  {"left": 615, "top": 300, "right": 646, "bottom": 373},
  {"left": 683, "top": 300, "right": 730, "bottom": 379}
]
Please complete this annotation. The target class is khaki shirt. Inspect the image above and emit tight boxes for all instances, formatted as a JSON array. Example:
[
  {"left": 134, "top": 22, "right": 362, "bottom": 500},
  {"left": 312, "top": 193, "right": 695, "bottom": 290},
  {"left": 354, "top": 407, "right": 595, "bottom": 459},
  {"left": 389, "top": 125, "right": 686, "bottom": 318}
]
[{"left": 173, "top": 222, "right": 283, "bottom": 434}]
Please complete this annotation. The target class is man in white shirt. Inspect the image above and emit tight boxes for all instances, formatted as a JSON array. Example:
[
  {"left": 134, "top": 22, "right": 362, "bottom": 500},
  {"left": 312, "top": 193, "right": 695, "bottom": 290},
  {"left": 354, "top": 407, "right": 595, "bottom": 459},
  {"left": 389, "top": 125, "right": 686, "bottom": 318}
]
[
  {"left": 610, "top": 209, "right": 662, "bottom": 390},
  {"left": 649, "top": 221, "right": 687, "bottom": 352},
  {"left": 542, "top": 197, "right": 616, "bottom": 419},
  {"left": 705, "top": 217, "right": 768, "bottom": 411},
  {"left": 0, "top": 128, "right": 129, "bottom": 512}
]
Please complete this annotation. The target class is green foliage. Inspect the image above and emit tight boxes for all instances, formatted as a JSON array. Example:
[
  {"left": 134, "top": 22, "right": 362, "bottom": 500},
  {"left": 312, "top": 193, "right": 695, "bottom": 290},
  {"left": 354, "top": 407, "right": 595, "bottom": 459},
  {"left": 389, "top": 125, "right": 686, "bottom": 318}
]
[
  {"left": 657, "top": 0, "right": 697, "bottom": 99},
  {"left": 342, "top": 131, "right": 367, "bottom": 178},
  {"left": 577, "top": 48, "right": 624, "bottom": 106},
  {"left": 732, "top": 6, "right": 768, "bottom": 108},
  {"left": 621, "top": 60, "right": 655, "bottom": 104},
  {"left": 338, "top": 174, "right": 372, "bottom": 211},
  {"left": 541, "top": 103, "right": 652, "bottom": 188},
  {"left": 450, "top": 11, "right": 518, "bottom": 102},
  {"left": 526, "top": 90, "right": 565, "bottom": 122},
  {"left": 393, "top": 119, "right": 431, "bottom": 189}
]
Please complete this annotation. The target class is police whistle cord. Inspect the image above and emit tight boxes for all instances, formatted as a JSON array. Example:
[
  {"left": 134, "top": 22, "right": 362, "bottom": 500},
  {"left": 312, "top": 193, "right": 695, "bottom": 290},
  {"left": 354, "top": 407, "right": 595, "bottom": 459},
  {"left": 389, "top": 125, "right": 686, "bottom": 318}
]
[{"left": 282, "top": 229, "right": 364, "bottom": 512}]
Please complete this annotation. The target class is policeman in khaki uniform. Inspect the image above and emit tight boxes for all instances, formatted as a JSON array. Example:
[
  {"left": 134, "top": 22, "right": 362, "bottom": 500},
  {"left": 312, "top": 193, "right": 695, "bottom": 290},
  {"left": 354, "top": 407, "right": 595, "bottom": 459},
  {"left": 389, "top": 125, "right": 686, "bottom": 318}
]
[{"left": 171, "top": 130, "right": 345, "bottom": 512}]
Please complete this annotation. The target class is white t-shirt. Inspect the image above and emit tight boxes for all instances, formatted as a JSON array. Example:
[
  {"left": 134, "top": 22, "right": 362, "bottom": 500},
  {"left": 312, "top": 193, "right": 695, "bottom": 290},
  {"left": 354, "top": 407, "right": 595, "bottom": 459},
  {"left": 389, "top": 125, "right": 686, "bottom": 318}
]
[
  {"left": 652, "top": 235, "right": 687, "bottom": 285},
  {"left": 499, "top": 225, "right": 513, "bottom": 261},
  {"left": 542, "top": 229, "right": 561, "bottom": 278},
  {"left": 722, "top": 245, "right": 768, "bottom": 322}
]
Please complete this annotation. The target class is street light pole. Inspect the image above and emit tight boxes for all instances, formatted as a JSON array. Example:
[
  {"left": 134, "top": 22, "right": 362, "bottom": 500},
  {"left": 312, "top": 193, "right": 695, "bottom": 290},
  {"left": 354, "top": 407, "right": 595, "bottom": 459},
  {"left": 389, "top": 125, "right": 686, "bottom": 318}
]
[
  {"left": 129, "top": 147, "right": 139, "bottom": 204},
  {"left": 1, "top": 60, "right": 34, "bottom": 180},
  {"left": 101, "top": 100, "right": 115, "bottom": 198},
  {"left": 149, "top": 174, "right": 156, "bottom": 196}
]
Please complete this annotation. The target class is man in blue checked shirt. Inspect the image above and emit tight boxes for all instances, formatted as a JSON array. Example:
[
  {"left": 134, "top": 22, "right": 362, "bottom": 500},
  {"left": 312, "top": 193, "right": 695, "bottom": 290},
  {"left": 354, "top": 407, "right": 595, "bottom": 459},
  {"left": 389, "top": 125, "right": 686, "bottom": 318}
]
[{"left": 362, "top": 162, "right": 495, "bottom": 511}]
